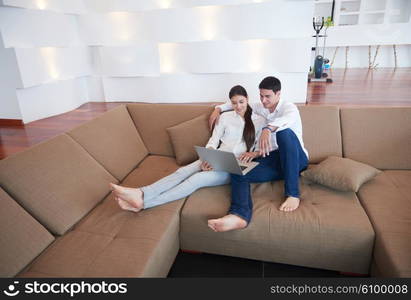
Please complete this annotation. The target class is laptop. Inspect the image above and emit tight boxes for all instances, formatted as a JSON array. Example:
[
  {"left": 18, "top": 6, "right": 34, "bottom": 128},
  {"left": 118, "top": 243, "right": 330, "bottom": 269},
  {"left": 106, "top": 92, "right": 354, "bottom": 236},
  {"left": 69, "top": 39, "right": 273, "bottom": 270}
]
[{"left": 194, "top": 146, "right": 259, "bottom": 175}]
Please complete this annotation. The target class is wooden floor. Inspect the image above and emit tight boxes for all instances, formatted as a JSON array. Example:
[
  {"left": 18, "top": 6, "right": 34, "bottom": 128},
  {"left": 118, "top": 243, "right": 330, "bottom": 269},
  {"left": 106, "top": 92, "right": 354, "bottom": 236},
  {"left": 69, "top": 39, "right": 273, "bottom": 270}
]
[{"left": 1, "top": 68, "right": 410, "bottom": 160}]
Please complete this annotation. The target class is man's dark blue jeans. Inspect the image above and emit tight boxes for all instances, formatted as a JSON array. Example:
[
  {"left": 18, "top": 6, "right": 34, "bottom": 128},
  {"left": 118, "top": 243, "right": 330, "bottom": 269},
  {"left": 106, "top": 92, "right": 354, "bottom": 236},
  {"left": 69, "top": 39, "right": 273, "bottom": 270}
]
[{"left": 228, "top": 128, "right": 308, "bottom": 224}]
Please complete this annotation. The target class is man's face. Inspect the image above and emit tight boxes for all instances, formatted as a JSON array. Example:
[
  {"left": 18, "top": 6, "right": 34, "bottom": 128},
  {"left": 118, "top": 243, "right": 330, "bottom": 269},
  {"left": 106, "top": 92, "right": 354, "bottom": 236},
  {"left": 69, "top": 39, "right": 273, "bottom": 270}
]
[{"left": 259, "top": 89, "right": 280, "bottom": 110}]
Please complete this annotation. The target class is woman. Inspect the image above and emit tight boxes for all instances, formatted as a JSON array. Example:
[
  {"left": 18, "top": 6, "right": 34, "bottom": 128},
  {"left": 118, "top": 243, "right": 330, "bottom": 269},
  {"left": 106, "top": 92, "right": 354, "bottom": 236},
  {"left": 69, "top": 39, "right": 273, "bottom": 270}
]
[{"left": 110, "top": 85, "right": 265, "bottom": 217}]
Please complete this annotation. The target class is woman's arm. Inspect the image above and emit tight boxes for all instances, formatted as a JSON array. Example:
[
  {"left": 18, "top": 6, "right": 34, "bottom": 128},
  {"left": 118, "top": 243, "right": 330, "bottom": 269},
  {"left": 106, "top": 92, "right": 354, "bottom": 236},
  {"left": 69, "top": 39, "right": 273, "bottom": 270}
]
[{"left": 205, "top": 114, "right": 225, "bottom": 149}]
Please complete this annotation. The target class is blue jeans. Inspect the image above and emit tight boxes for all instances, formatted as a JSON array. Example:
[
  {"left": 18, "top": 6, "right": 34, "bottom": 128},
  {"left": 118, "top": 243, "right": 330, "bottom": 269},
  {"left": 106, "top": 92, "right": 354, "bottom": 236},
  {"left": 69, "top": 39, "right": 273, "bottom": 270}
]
[{"left": 229, "top": 129, "right": 308, "bottom": 224}]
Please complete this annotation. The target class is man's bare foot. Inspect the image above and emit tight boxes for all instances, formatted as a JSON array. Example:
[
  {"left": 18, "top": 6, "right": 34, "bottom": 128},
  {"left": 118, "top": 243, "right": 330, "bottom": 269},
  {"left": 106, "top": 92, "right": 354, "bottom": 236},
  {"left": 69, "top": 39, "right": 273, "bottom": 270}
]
[
  {"left": 207, "top": 214, "right": 247, "bottom": 232},
  {"left": 110, "top": 183, "right": 144, "bottom": 212},
  {"left": 279, "top": 196, "right": 300, "bottom": 212}
]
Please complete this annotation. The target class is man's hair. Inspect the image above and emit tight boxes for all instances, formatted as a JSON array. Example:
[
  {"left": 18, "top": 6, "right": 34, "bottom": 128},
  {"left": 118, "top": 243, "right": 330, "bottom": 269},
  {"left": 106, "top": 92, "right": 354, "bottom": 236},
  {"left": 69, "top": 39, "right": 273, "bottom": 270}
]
[{"left": 258, "top": 76, "right": 281, "bottom": 93}]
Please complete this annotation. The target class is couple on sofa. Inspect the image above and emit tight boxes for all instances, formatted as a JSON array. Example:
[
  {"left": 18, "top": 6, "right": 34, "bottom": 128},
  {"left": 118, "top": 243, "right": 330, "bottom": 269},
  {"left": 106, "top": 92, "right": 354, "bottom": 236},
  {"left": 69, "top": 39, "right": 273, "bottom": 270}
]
[{"left": 110, "top": 76, "right": 309, "bottom": 232}]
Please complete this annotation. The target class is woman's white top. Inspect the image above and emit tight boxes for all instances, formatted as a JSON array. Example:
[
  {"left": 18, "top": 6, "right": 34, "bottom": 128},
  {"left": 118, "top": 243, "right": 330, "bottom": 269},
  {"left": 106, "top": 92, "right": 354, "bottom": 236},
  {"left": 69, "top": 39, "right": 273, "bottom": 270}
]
[{"left": 205, "top": 111, "right": 266, "bottom": 157}]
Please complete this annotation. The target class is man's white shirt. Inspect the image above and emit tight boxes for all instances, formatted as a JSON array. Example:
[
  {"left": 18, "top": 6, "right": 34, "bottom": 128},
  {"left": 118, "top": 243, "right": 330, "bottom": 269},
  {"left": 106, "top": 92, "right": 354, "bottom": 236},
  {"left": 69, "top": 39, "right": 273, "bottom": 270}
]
[{"left": 216, "top": 99, "right": 309, "bottom": 159}]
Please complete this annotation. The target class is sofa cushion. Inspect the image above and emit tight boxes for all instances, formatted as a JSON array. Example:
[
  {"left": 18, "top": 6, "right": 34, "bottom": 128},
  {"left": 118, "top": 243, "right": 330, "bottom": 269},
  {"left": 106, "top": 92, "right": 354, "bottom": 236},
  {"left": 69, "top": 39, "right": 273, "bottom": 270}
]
[
  {"left": 0, "top": 134, "right": 118, "bottom": 236},
  {"left": 298, "top": 105, "right": 342, "bottom": 163},
  {"left": 357, "top": 171, "right": 411, "bottom": 277},
  {"left": 340, "top": 107, "right": 411, "bottom": 170},
  {"left": 68, "top": 105, "right": 148, "bottom": 181},
  {"left": 167, "top": 113, "right": 211, "bottom": 165},
  {"left": 0, "top": 187, "right": 55, "bottom": 277},
  {"left": 301, "top": 156, "right": 381, "bottom": 192},
  {"left": 127, "top": 103, "right": 213, "bottom": 156},
  {"left": 180, "top": 180, "right": 374, "bottom": 274},
  {"left": 18, "top": 155, "right": 184, "bottom": 278}
]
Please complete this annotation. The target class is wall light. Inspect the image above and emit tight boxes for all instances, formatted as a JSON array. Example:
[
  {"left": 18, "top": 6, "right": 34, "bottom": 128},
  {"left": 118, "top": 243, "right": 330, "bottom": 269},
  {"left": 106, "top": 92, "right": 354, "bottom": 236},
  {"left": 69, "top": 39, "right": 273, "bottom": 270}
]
[
  {"left": 159, "top": 43, "right": 178, "bottom": 73},
  {"left": 110, "top": 12, "right": 133, "bottom": 42},
  {"left": 36, "top": 0, "right": 47, "bottom": 10},
  {"left": 158, "top": 0, "right": 172, "bottom": 9},
  {"left": 40, "top": 47, "right": 60, "bottom": 80},
  {"left": 247, "top": 39, "right": 268, "bottom": 72},
  {"left": 201, "top": 6, "right": 221, "bottom": 41}
]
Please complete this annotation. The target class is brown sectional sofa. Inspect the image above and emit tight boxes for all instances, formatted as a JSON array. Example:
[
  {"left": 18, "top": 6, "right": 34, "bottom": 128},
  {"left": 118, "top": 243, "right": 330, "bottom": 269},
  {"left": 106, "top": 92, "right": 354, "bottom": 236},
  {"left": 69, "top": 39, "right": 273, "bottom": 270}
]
[{"left": 0, "top": 103, "right": 410, "bottom": 278}]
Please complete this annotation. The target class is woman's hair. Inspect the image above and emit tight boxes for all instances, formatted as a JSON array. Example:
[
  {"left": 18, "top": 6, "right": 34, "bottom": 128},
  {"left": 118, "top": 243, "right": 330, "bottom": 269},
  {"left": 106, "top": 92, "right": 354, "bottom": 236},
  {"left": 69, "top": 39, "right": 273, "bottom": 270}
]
[{"left": 229, "top": 85, "right": 255, "bottom": 152}]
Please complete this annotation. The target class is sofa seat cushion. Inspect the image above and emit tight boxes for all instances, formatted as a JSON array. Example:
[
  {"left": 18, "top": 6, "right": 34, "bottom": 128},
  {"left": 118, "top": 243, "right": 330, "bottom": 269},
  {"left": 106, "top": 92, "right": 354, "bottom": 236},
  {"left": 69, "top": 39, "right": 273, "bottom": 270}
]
[
  {"left": 0, "top": 134, "right": 118, "bottom": 236},
  {"left": 17, "top": 222, "right": 179, "bottom": 278},
  {"left": 0, "top": 187, "right": 55, "bottom": 277},
  {"left": 17, "top": 155, "right": 184, "bottom": 277},
  {"left": 68, "top": 105, "right": 148, "bottom": 181},
  {"left": 357, "top": 171, "right": 411, "bottom": 277},
  {"left": 180, "top": 180, "right": 375, "bottom": 274}
]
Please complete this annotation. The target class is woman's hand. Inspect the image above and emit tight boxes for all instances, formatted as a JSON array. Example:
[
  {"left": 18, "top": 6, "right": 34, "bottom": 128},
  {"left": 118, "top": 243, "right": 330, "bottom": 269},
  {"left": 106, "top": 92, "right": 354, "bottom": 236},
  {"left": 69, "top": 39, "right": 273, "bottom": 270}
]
[
  {"left": 238, "top": 152, "right": 260, "bottom": 163},
  {"left": 200, "top": 161, "right": 213, "bottom": 171}
]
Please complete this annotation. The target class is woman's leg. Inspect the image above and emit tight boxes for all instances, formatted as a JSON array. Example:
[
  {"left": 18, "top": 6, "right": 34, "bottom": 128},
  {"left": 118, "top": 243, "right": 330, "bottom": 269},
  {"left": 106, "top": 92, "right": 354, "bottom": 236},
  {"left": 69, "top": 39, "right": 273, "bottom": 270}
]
[
  {"left": 144, "top": 170, "right": 230, "bottom": 209},
  {"left": 141, "top": 159, "right": 202, "bottom": 201},
  {"left": 111, "top": 160, "right": 202, "bottom": 212}
]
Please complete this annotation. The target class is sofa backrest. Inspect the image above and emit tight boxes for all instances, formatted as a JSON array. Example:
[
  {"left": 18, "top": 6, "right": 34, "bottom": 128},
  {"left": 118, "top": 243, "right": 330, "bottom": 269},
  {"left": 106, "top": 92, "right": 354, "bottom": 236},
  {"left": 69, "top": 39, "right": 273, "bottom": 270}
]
[
  {"left": 0, "top": 134, "right": 118, "bottom": 236},
  {"left": 341, "top": 107, "right": 411, "bottom": 170},
  {"left": 127, "top": 103, "right": 214, "bottom": 156},
  {"left": 298, "top": 105, "right": 343, "bottom": 163},
  {"left": 68, "top": 105, "right": 148, "bottom": 181},
  {"left": 0, "top": 187, "right": 55, "bottom": 277}
]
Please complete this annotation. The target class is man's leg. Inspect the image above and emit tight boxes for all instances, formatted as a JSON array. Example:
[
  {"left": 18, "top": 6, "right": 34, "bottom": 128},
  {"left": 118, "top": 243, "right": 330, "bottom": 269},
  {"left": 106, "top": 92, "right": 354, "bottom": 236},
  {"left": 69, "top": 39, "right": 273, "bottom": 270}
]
[
  {"left": 276, "top": 129, "right": 308, "bottom": 211},
  {"left": 208, "top": 154, "right": 282, "bottom": 232}
]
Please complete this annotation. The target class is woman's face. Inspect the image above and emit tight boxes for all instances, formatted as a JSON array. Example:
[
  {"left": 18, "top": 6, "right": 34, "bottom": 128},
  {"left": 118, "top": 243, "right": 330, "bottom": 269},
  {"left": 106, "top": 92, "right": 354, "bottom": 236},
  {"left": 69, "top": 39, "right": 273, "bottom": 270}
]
[{"left": 230, "top": 95, "right": 248, "bottom": 116}]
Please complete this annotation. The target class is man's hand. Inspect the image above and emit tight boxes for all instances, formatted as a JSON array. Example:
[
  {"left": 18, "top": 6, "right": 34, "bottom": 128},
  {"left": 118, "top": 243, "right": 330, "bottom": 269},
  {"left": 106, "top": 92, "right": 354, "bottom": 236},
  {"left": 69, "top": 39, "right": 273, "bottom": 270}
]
[
  {"left": 259, "top": 128, "right": 273, "bottom": 157},
  {"left": 238, "top": 152, "right": 260, "bottom": 163},
  {"left": 209, "top": 108, "right": 221, "bottom": 130},
  {"left": 200, "top": 161, "right": 213, "bottom": 171}
]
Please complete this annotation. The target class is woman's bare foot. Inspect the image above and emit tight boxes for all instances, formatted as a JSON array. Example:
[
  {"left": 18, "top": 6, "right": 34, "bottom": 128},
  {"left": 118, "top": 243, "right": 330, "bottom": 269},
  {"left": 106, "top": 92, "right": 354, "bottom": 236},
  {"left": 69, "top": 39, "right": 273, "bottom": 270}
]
[
  {"left": 110, "top": 183, "right": 144, "bottom": 212},
  {"left": 114, "top": 196, "right": 140, "bottom": 213},
  {"left": 207, "top": 214, "right": 247, "bottom": 232},
  {"left": 279, "top": 196, "right": 300, "bottom": 212}
]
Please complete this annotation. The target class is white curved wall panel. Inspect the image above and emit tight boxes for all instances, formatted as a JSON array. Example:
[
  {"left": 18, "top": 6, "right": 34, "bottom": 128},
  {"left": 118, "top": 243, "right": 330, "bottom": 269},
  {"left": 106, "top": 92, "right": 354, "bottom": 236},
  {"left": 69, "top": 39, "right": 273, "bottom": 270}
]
[
  {"left": 0, "top": 36, "right": 22, "bottom": 119},
  {"left": 83, "top": 0, "right": 275, "bottom": 13},
  {"left": 2, "top": 0, "right": 87, "bottom": 14},
  {"left": 78, "top": 1, "right": 313, "bottom": 45},
  {"left": 159, "top": 39, "right": 311, "bottom": 74},
  {"left": 16, "top": 77, "right": 89, "bottom": 123},
  {"left": 86, "top": 76, "right": 105, "bottom": 100},
  {"left": 99, "top": 44, "right": 160, "bottom": 76},
  {"left": 15, "top": 47, "right": 92, "bottom": 88},
  {"left": 102, "top": 73, "right": 308, "bottom": 103},
  {"left": 77, "top": 12, "right": 147, "bottom": 46},
  {"left": 0, "top": 7, "right": 81, "bottom": 47}
]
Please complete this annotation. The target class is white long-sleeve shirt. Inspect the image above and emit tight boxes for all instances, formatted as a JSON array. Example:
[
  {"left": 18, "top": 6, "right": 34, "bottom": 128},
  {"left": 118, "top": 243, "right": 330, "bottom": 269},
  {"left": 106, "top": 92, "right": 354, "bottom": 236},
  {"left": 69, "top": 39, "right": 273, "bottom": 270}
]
[
  {"left": 205, "top": 111, "right": 266, "bottom": 157},
  {"left": 216, "top": 98, "right": 309, "bottom": 158}
]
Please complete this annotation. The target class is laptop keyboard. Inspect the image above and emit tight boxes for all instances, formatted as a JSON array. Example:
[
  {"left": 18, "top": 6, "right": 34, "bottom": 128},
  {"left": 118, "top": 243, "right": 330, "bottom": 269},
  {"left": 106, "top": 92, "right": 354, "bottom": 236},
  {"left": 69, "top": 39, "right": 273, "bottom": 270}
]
[{"left": 240, "top": 166, "right": 247, "bottom": 171}]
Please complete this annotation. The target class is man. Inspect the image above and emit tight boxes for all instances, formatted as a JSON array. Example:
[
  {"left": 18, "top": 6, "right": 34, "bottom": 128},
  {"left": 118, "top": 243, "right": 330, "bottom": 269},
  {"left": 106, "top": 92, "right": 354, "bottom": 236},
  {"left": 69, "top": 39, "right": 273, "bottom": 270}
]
[{"left": 207, "top": 76, "right": 309, "bottom": 233}]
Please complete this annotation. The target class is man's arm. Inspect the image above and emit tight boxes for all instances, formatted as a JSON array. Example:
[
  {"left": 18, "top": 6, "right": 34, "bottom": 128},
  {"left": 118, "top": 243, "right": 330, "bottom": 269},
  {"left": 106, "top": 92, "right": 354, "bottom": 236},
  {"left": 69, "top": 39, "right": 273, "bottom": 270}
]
[
  {"left": 266, "top": 104, "right": 299, "bottom": 130},
  {"left": 209, "top": 101, "right": 232, "bottom": 130}
]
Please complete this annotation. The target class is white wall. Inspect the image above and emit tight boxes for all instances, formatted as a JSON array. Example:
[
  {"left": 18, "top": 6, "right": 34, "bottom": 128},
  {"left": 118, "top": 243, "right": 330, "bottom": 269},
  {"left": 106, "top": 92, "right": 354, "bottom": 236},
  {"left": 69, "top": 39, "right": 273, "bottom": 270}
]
[
  {"left": 84, "top": 0, "right": 314, "bottom": 103},
  {"left": 0, "top": 34, "right": 22, "bottom": 119},
  {"left": 0, "top": 5, "right": 91, "bottom": 123},
  {"left": 2, "top": 0, "right": 409, "bottom": 123}
]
